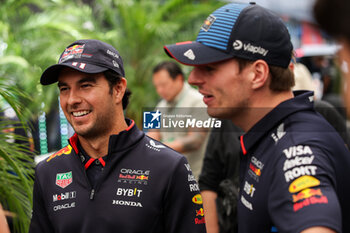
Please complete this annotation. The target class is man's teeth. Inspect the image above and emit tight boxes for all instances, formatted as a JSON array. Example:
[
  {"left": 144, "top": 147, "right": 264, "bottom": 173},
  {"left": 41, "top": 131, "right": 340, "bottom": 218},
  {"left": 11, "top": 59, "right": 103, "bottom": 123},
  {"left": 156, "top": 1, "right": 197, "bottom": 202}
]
[{"left": 72, "top": 111, "right": 90, "bottom": 117}]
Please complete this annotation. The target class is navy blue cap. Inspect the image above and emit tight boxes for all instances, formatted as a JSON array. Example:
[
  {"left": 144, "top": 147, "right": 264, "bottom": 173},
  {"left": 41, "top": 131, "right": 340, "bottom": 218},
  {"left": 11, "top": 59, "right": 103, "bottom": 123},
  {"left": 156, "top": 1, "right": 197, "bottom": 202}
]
[
  {"left": 40, "top": 39, "right": 125, "bottom": 85},
  {"left": 164, "top": 3, "right": 293, "bottom": 68}
]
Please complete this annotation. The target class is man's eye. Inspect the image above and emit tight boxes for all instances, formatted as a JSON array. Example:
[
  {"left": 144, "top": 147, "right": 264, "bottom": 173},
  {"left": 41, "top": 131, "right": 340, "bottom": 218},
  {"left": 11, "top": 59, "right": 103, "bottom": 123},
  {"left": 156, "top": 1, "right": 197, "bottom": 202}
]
[
  {"left": 59, "top": 87, "right": 68, "bottom": 92},
  {"left": 203, "top": 66, "right": 215, "bottom": 72},
  {"left": 81, "top": 84, "right": 92, "bottom": 88}
]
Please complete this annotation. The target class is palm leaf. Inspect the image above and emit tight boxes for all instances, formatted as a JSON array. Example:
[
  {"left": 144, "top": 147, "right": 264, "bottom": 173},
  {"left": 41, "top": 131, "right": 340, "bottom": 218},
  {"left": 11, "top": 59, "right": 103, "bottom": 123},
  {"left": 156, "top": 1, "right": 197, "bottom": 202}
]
[
  {"left": 0, "top": 82, "right": 34, "bottom": 232},
  {"left": 0, "top": 119, "right": 35, "bottom": 233}
]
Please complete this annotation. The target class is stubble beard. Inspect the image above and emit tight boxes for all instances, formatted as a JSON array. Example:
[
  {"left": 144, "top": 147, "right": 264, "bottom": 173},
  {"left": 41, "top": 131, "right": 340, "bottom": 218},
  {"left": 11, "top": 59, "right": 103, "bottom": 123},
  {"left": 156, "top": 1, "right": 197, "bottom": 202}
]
[
  {"left": 69, "top": 111, "right": 115, "bottom": 141},
  {"left": 206, "top": 99, "right": 249, "bottom": 127}
]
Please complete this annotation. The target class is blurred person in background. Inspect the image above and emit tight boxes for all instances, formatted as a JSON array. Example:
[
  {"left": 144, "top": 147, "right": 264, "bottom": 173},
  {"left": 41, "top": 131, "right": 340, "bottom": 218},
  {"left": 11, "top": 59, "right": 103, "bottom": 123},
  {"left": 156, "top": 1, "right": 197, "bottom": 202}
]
[
  {"left": 314, "top": 0, "right": 350, "bottom": 118},
  {"left": 148, "top": 61, "right": 208, "bottom": 179},
  {"left": 291, "top": 62, "right": 350, "bottom": 147},
  {"left": 292, "top": 62, "right": 316, "bottom": 92}
]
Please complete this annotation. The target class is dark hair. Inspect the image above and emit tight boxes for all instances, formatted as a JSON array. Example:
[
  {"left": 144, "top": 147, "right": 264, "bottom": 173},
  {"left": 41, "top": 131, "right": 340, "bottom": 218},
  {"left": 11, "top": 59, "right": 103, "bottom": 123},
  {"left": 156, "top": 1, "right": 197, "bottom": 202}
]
[
  {"left": 314, "top": 0, "right": 350, "bottom": 42},
  {"left": 152, "top": 61, "right": 184, "bottom": 80},
  {"left": 103, "top": 70, "right": 132, "bottom": 110},
  {"left": 268, "top": 65, "right": 295, "bottom": 92},
  {"left": 236, "top": 58, "right": 295, "bottom": 92}
]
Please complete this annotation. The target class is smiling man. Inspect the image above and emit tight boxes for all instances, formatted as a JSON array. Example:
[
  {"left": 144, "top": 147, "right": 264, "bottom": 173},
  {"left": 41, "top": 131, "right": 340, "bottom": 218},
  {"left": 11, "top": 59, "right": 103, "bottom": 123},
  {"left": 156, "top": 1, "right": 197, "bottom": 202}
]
[
  {"left": 164, "top": 3, "right": 350, "bottom": 233},
  {"left": 29, "top": 39, "right": 206, "bottom": 233}
]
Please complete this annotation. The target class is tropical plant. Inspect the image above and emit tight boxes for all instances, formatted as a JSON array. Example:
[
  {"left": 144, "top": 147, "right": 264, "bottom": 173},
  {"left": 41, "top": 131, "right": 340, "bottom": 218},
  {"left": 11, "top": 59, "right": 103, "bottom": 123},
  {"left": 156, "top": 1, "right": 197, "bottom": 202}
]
[
  {"left": 0, "top": 81, "right": 35, "bottom": 233},
  {"left": 92, "top": 0, "right": 224, "bottom": 126},
  {"left": 2, "top": 0, "right": 224, "bottom": 127}
]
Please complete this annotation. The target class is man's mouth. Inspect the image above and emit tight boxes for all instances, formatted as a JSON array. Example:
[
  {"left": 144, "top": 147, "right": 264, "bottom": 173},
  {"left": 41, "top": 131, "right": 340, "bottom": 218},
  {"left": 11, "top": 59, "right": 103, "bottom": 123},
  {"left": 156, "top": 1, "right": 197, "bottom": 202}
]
[
  {"left": 204, "top": 94, "right": 213, "bottom": 98},
  {"left": 72, "top": 110, "right": 91, "bottom": 117},
  {"left": 199, "top": 90, "right": 213, "bottom": 98}
]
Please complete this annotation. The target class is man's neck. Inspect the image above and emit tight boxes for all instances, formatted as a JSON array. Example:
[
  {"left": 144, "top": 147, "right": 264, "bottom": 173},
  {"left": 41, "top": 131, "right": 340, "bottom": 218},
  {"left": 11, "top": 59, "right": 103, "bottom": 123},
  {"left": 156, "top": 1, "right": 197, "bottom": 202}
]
[
  {"left": 168, "top": 82, "right": 185, "bottom": 104},
  {"left": 233, "top": 91, "right": 294, "bottom": 132},
  {"left": 78, "top": 120, "right": 129, "bottom": 159}
]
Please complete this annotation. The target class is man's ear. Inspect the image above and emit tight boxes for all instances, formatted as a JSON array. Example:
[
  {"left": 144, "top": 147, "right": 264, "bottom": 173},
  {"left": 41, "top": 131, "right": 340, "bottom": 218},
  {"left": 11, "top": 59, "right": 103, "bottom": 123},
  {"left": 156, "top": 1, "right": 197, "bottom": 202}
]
[
  {"left": 113, "top": 77, "right": 127, "bottom": 103},
  {"left": 251, "top": 60, "right": 269, "bottom": 90},
  {"left": 175, "top": 74, "right": 184, "bottom": 82}
]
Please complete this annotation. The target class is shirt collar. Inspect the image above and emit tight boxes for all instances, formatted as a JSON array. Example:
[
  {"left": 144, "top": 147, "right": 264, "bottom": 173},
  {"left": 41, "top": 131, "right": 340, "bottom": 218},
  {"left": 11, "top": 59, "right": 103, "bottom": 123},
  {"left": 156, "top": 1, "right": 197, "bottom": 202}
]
[
  {"left": 240, "top": 91, "right": 315, "bottom": 155},
  {"left": 68, "top": 118, "right": 143, "bottom": 159}
]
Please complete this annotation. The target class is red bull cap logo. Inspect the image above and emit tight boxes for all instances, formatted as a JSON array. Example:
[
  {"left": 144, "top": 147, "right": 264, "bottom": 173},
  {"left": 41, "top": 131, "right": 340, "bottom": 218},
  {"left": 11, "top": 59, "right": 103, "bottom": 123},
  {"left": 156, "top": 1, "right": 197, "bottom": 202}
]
[{"left": 60, "top": 44, "right": 85, "bottom": 63}]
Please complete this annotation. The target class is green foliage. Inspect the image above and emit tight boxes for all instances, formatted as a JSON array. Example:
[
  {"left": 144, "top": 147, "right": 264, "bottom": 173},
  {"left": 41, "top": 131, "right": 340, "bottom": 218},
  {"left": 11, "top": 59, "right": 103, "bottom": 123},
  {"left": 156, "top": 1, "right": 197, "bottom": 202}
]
[
  {"left": 92, "top": 0, "right": 224, "bottom": 125},
  {"left": 0, "top": 139, "right": 34, "bottom": 233},
  {"left": 1, "top": 0, "right": 223, "bottom": 124},
  {"left": 0, "top": 82, "right": 34, "bottom": 233}
]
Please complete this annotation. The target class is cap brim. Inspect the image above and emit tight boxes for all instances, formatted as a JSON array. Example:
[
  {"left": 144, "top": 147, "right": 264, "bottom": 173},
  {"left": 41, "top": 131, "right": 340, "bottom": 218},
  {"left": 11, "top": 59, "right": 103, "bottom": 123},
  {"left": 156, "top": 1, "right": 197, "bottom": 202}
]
[
  {"left": 164, "top": 41, "right": 233, "bottom": 66},
  {"left": 40, "top": 63, "right": 108, "bottom": 85}
]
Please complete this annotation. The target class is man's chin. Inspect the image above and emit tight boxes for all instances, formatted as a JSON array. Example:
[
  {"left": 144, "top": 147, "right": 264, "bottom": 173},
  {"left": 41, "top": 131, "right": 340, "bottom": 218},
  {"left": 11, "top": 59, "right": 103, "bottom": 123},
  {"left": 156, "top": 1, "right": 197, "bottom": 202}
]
[
  {"left": 72, "top": 126, "right": 93, "bottom": 138},
  {"left": 207, "top": 107, "right": 232, "bottom": 119}
]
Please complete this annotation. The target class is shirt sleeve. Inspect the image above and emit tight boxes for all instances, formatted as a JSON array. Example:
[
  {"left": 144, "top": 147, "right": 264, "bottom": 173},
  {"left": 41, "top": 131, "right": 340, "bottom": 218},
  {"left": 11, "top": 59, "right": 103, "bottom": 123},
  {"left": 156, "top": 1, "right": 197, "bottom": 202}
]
[
  {"left": 268, "top": 144, "right": 342, "bottom": 233},
  {"left": 29, "top": 167, "right": 54, "bottom": 233},
  {"left": 163, "top": 156, "right": 206, "bottom": 233}
]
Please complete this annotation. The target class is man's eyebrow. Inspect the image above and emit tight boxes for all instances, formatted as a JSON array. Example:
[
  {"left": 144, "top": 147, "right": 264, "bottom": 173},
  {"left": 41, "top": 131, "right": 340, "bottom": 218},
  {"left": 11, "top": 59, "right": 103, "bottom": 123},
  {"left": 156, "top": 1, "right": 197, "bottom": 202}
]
[
  {"left": 57, "top": 82, "right": 66, "bottom": 88},
  {"left": 57, "top": 76, "right": 97, "bottom": 87},
  {"left": 78, "top": 76, "right": 97, "bottom": 84}
]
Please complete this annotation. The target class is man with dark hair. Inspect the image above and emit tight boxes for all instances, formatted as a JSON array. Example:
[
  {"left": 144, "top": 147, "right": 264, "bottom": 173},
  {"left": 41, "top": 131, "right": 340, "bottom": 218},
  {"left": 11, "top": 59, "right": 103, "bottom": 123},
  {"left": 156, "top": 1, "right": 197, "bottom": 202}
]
[
  {"left": 314, "top": 0, "right": 350, "bottom": 118},
  {"left": 148, "top": 61, "right": 208, "bottom": 179},
  {"left": 164, "top": 2, "right": 350, "bottom": 233},
  {"left": 29, "top": 39, "right": 206, "bottom": 233}
]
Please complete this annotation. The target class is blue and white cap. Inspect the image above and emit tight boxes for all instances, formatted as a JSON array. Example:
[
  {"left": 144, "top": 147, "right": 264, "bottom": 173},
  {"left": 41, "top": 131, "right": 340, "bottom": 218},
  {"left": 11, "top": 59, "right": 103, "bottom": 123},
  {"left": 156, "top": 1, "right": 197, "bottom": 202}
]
[{"left": 164, "top": 2, "right": 293, "bottom": 68}]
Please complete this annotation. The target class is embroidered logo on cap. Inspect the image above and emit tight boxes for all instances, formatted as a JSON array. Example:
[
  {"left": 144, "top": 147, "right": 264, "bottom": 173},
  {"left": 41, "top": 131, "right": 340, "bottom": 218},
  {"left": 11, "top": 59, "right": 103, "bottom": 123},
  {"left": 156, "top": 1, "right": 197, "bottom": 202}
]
[
  {"left": 233, "top": 40, "right": 243, "bottom": 50},
  {"left": 60, "top": 44, "right": 85, "bottom": 63},
  {"left": 112, "top": 60, "right": 120, "bottom": 68},
  {"left": 201, "top": 15, "right": 216, "bottom": 32},
  {"left": 184, "top": 49, "right": 195, "bottom": 60}
]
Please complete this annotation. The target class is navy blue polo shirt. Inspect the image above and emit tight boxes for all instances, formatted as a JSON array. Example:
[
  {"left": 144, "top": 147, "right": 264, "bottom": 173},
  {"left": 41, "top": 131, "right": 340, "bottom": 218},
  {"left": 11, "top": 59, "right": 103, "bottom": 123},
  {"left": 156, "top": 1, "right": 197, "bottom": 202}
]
[
  {"left": 78, "top": 142, "right": 106, "bottom": 188},
  {"left": 29, "top": 119, "right": 206, "bottom": 233},
  {"left": 238, "top": 91, "right": 350, "bottom": 233}
]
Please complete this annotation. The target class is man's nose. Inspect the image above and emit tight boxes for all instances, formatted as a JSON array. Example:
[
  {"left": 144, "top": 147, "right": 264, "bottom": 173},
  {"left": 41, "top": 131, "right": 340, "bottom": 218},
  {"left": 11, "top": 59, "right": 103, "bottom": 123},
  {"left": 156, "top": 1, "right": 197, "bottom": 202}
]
[
  {"left": 188, "top": 68, "right": 204, "bottom": 86},
  {"left": 67, "top": 90, "right": 82, "bottom": 105}
]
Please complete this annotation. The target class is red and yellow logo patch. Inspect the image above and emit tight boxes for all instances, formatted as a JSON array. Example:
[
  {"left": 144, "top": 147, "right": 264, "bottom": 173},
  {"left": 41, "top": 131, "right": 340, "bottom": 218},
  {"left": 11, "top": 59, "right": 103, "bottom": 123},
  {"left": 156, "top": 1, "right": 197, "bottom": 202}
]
[
  {"left": 289, "top": 175, "right": 320, "bottom": 193},
  {"left": 192, "top": 194, "right": 203, "bottom": 205},
  {"left": 46, "top": 145, "right": 72, "bottom": 162}
]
